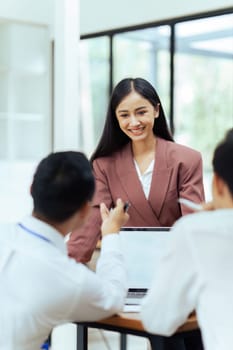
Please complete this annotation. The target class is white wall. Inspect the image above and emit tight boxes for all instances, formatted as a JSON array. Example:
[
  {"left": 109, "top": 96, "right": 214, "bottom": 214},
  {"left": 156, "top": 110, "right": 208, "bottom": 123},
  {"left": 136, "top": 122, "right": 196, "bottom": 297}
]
[
  {"left": 0, "top": 0, "right": 80, "bottom": 223},
  {"left": 1, "top": 0, "right": 231, "bottom": 36},
  {"left": 0, "top": 0, "right": 53, "bottom": 26},
  {"left": 80, "top": 0, "right": 232, "bottom": 35},
  {"left": 0, "top": 0, "right": 81, "bottom": 151}
]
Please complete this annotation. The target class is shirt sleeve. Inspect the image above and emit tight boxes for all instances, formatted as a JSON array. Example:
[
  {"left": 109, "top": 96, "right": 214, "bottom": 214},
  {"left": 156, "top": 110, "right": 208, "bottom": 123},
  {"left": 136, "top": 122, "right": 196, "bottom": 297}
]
[
  {"left": 140, "top": 220, "right": 201, "bottom": 336},
  {"left": 68, "top": 234, "right": 128, "bottom": 322}
]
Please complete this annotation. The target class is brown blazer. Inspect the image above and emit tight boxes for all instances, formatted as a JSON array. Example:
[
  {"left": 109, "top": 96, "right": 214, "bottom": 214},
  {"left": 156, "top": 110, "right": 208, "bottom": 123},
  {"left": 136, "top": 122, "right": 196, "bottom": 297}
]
[{"left": 68, "top": 138, "right": 205, "bottom": 262}]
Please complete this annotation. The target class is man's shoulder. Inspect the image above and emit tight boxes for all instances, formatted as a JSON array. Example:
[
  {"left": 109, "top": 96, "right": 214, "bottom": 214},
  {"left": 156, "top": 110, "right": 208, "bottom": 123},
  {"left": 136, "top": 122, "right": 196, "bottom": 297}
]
[
  {"left": 172, "top": 210, "right": 216, "bottom": 234},
  {"left": 0, "top": 222, "right": 16, "bottom": 242},
  {"left": 172, "top": 209, "right": 233, "bottom": 240}
]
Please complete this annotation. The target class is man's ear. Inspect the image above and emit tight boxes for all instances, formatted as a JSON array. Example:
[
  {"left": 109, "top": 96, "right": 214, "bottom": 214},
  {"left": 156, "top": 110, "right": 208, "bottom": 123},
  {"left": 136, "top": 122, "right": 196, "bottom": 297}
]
[{"left": 213, "top": 173, "right": 225, "bottom": 196}]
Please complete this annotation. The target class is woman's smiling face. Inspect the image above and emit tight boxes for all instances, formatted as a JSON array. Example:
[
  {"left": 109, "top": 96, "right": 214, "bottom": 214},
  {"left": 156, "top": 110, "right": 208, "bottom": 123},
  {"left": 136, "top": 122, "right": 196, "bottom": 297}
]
[{"left": 115, "top": 91, "right": 159, "bottom": 143}]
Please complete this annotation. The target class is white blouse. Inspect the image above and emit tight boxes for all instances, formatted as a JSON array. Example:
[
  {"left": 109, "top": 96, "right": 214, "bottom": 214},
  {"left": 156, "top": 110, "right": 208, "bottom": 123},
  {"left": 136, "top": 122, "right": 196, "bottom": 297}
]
[{"left": 134, "top": 159, "right": 155, "bottom": 199}]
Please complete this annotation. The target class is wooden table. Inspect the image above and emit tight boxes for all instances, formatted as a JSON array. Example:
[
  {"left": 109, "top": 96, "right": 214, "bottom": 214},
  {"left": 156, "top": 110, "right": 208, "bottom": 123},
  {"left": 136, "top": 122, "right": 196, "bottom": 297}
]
[{"left": 76, "top": 312, "right": 200, "bottom": 350}]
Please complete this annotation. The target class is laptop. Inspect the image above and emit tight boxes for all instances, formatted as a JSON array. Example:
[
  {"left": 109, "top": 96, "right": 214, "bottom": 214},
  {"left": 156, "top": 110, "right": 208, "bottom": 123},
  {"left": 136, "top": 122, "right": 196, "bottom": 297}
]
[{"left": 120, "top": 227, "right": 170, "bottom": 312}]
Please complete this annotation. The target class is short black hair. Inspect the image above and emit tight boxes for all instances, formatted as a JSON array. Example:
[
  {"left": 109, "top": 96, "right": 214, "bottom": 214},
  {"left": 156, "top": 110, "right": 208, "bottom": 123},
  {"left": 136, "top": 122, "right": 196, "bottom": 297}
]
[
  {"left": 31, "top": 151, "right": 95, "bottom": 222},
  {"left": 90, "top": 77, "right": 173, "bottom": 163},
  {"left": 213, "top": 128, "right": 233, "bottom": 195}
]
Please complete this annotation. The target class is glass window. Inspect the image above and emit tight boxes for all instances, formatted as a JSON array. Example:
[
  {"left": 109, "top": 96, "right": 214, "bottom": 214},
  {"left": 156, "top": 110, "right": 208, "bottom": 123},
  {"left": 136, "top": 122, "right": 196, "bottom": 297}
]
[
  {"left": 113, "top": 26, "right": 171, "bottom": 119},
  {"left": 174, "top": 14, "right": 233, "bottom": 198},
  {"left": 79, "top": 37, "right": 110, "bottom": 156},
  {"left": 79, "top": 11, "right": 233, "bottom": 199}
]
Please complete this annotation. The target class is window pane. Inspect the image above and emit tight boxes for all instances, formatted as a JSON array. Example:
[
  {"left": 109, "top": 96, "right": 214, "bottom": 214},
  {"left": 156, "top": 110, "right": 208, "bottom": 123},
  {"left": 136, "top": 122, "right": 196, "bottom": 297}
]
[
  {"left": 79, "top": 37, "right": 110, "bottom": 155},
  {"left": 174, "top": 14, "right": 233, "bottom": 199},
  {"left": 113, "top": 27, "right": 171, "bottom": 119}
]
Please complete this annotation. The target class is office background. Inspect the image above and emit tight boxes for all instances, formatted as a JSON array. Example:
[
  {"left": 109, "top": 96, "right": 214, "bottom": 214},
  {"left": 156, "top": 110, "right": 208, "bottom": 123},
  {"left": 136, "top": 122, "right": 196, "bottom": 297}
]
[{"left": 0, "top": 0, "right": 232, "bottom": 223}]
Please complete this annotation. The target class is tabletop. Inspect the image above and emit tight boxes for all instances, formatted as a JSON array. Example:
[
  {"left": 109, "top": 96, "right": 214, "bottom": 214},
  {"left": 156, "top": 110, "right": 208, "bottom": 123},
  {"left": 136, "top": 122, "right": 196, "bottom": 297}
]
[{"left": 76, "top": 312, "right": 200, "bottom": 350}]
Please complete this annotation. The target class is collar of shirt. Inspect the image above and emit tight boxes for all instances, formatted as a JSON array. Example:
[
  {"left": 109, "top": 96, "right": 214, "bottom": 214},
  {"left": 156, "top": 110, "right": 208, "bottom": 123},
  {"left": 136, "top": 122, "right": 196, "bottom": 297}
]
[
  {"left": 19, "top": 216, "right": 67, "bottom": 255},
  {"left": 134, "top": 159, "right": 154, "bottom": 178}
]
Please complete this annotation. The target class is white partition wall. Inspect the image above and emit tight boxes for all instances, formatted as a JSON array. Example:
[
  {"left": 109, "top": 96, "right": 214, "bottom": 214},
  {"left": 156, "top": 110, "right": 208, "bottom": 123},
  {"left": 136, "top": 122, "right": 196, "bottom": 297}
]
[
  {"left": 0, "top": 0, "right": 81, "bottom": 223},
  {"left": 53, "top": 0, "right": 80, "bottom": 151},
  {"left": 0, "top": 21, "right": 51, "bottom": 222}
]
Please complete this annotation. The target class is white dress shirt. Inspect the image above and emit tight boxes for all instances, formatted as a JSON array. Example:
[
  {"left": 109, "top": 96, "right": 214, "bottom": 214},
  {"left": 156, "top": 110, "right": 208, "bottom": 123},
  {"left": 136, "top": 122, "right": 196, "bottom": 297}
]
[
  {"left": 140, "top": 208, "right": 233, "bottom": 350},
  {"left": 0, "top": 216, "right": 127, "bottom": 350},
  {"left": 134, "top": 159, "right": 154, "bottom": 199}
]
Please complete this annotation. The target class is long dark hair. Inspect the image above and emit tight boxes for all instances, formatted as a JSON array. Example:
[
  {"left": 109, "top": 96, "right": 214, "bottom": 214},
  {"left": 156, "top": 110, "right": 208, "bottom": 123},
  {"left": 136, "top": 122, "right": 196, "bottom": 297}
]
[
  {"left": 90, "top": 77, "right": 174, "bottom": 163},
  {"left": 213, "top": 128, "right": 233, "bottom": 195}
]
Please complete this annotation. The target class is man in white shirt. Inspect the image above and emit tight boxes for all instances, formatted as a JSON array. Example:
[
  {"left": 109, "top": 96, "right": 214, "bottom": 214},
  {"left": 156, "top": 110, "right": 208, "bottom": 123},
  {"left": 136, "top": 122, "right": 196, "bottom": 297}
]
[
  {"left": 140, "top": 128, "right": 233, "bottom": 350},
  {"left": 0, "top": 151, "right": 129, "bottom": 350}
]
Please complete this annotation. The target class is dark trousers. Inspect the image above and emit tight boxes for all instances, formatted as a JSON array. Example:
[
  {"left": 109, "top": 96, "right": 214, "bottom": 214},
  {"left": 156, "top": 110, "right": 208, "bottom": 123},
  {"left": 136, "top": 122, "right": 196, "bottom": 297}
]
[
  {"left": 149, "top": 330, "right": 204, "bottom": 350},
  {"left": 184, "top": 333, "right": 204, "bottom": 350}
]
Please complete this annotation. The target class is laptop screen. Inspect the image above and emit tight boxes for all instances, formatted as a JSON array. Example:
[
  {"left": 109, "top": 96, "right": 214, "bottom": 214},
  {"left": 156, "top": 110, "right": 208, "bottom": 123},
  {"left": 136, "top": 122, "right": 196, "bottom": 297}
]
[{"left": 120, "top": 227, "right": 170, "bottom": 290}]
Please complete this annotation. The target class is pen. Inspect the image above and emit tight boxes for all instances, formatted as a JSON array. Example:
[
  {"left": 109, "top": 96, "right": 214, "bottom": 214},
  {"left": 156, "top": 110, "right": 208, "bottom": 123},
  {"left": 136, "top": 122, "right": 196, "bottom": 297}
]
[
  {"left": 93, "top": 202, "right": 130, "bottom": 212},
  {"left": 178, "top": 198, "right": 203, "bottom": 211},
  {"left": 123, "top": 202, "right": 130, "bottom": 212}
]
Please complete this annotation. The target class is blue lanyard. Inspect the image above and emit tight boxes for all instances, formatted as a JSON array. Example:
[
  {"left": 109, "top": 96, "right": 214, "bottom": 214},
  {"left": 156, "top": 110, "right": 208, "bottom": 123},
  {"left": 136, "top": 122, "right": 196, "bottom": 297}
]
[
  {"left": 41, "top": 340, "right": 50, "bottom": 350},
  {"left": 18, "top": 222, "right": 53, "bottom": 245}
]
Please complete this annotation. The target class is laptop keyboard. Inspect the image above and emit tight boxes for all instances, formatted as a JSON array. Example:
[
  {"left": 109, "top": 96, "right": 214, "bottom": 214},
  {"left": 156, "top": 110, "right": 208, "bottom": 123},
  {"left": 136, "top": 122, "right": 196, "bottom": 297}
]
[{"left": 127, "top": 288, "right": 148, "bottom": 298}]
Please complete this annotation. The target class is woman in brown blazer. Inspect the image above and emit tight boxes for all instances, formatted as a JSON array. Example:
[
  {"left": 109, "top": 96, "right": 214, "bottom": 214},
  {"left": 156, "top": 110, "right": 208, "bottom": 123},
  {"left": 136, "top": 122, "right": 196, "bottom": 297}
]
[
  {"left": 69, "top": 78, "right": 205, "bottom": 350},
  {"left": 69, "top": 76, "right": 205, "bottom": 256}
]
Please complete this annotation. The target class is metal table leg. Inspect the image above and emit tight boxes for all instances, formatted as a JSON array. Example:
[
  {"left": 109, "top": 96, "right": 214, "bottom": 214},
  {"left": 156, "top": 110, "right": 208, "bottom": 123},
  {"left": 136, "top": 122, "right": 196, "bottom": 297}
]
[
  {"left": 76, "top": 324, "right": 88, "bottom": 350},
  {"left": 120, "top": 333, "right": 127, "bottom": 350}
]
